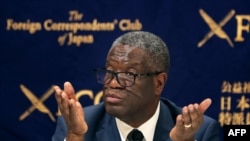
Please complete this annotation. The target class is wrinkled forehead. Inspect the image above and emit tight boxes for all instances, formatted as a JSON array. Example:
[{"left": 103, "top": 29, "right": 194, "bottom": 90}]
[
  {"left": 106, "top": 45, "right": 151, "bottom": 69},
  {"left": 107, "top": 45, "right": 148, "bottom": 60}
]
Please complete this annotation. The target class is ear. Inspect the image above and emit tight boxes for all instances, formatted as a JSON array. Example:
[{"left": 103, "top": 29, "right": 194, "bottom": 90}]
[{"left": 154, "top": 72, "right": 167, "bottom": 96}]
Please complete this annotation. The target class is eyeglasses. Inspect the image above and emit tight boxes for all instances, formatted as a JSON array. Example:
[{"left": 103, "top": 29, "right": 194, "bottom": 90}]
[{"left": 94, "top": 68, "right": 163, "bottom": 87}]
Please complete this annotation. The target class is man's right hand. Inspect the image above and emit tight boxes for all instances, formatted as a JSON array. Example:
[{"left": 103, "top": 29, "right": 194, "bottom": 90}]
[{"left": 54, "top": 81, "right": 88, "bottom": 141}]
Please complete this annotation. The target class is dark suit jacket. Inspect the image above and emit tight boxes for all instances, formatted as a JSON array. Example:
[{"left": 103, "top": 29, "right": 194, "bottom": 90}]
[{"left": 52, "top": 98, "right": 221, "bottom": 141}]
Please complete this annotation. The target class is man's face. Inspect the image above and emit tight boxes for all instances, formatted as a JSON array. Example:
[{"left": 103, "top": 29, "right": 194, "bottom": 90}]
[{"left": 103, "top": 45, "right": 160, "bottom": 125}]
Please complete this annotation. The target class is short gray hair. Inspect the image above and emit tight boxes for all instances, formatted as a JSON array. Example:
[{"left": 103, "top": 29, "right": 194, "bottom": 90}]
[{"left": 111, "top": 31, "right": 170, "bottom": 73}]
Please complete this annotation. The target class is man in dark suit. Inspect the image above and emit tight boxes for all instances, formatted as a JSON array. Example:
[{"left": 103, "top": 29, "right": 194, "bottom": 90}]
[{"left": 52, "top": 31, "right": 220, "bottom": 141}]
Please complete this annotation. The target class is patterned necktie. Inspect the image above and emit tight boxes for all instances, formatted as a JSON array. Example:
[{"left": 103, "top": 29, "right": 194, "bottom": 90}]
[{"left": 127, "top": 129, "right": 144, "bottom": 141}]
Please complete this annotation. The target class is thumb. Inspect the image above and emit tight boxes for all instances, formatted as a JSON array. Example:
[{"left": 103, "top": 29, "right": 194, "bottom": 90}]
[{"left": 199, "top": 98, "right": 212, "bottom": 113}]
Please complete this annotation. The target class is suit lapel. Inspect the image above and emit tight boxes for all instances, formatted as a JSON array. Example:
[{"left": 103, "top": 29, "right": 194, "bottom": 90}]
[
  {"left": 153, "top": 100, "right": 177, "bottom": 141},
  {"left": 95, "top": 114, "right": 121, "bottom": 141}
]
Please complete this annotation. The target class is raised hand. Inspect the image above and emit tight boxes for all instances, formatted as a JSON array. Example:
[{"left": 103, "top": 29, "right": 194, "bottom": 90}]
[
  {"left": 54, "top": 81, "right": 88, "bottom": 141},
  {"left": 169, "top": 98, "right": 212, "bottom": 141}
]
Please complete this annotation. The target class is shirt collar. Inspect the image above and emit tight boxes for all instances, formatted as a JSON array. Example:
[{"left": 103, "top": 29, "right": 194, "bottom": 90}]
[{"left": 115, "top": 102, "right": 160, "bottom": 141}]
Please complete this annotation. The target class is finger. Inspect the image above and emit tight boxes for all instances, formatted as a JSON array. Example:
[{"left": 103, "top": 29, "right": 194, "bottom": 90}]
[
  {"left": 54, "top": 85, "right": 69, "bottom": 116},
  {"left": 75, "top": 101, "right": 84, "bottom": 116},
  {"left": 75, "top": 101, "right": 88, "bottom": 132},
  {"left": 60, "top": 91, "right": 70, "bottom": 116},
  {"left": 68, "top": 100, "right": 88, "bottom": 134},
  {"left": 199, "top": 98, "right": 212, "bottom": 113},
  {"left": 69, "top": 99, "right": 77, "bottom": 117},
  {"left": 182, "top": 106, "right": 192, "bottom": 126},
  {"left": 188, "top": 103, "right": 199, "bottom": 120},
  {"left": 187, "top": 103, "right": 200, "bottom": 128},
  {"left": 69, "top": 100, "right": 84, "bottom": 120},
  {"left": 54, "top": 85, "right": 63, "bottom": 104},
  {"left": 176, "top": 114, "right": 185, "bottom": 130},
  {"left": 64, "top": 81, "right": 76, "bottom": 100}
]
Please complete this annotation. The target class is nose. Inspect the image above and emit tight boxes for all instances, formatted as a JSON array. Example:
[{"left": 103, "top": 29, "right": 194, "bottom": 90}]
[{"left": 107, "top": 76, "right": 123, "bottom": 88}]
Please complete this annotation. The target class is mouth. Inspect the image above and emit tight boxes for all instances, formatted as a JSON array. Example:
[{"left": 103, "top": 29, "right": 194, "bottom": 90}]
[{"left": 104, "top": 91, "right": 123, "bottom": 104}]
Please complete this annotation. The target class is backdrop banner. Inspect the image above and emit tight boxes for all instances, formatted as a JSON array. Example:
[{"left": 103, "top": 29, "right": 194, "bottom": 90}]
[{"left": 0, "top": 0, "right": 249, "bottom": 141}]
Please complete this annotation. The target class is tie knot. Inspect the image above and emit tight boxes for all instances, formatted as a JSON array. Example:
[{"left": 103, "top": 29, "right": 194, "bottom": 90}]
[{"left": 127, "top": 129, "right": 144, "bottom": 141}]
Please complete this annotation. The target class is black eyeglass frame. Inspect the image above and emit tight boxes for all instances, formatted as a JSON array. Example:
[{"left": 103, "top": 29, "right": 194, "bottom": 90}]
[{"left": 93, "top": 68, "right": 164, "bottom": 87}]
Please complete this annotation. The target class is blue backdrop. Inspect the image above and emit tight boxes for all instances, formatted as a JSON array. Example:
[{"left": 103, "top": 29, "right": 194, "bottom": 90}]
[{"left": 0, "top": 0, "right": 249, "bottom": 141}]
